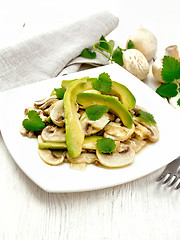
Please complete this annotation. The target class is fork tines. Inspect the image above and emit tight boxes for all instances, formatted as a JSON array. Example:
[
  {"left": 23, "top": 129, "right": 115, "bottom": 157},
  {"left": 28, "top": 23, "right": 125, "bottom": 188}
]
[{"left": 156, "top": 156, "right": 180, "bottom": 190}]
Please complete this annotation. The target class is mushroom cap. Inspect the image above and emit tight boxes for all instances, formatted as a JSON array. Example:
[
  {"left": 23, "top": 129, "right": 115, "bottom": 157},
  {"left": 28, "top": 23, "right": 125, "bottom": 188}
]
[
  {"left": 80, "top": 112, "right": 112, "bottom": 136},
  {"left": 123, "top": 49, "right": 149, "bottom": 80},
  {"left": 34, "top": 96, "right": 58, "bottom": 110},
  {"left": 134, "top": 119, "right": 159, "bottom": 142},
  {"left": 127, "top": 28, "right": 157, "bottom": 61},
  {"left": 104, "top": 122, "right": 135, "bottom": 141},
  {"left": 38, "top": 149, "right": 64, "bottom": 165},
  {"left": 96, "top": 142, "right": 135, "bottom": 168},
  {"left": 66, "top": 152, "right": 97, "bottom": 164},
  {"left": 152, "top": 58, "right": 164, "bottom": 83},
  {"left": 50, "top": 100, "right": 65, "bottom": 127},
  {"left": 41, "top": 125, "right": 66, "bottom": 142}
]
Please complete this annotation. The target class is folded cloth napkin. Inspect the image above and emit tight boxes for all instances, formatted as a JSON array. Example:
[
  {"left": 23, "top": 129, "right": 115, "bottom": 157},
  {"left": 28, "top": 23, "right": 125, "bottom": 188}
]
[{"left": 0, "top": 11, "right": 119, "bottom": 92}]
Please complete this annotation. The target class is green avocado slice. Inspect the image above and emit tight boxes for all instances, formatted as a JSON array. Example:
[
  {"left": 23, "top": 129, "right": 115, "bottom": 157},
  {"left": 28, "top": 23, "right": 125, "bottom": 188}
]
[
  {"left": 109, "top": 81, "right": 136, "bottom": 110},
  {"left": 63, "top": 77, "right": 92, "bottom": 158},
  {"left": 61, "top": 78, "right": 136, "bottom": 110},
  {"left": 77, "top": 93, "right": 133, "bottom": 129},
  {"left": 38, "top": 135, "right": 102, "bottom": 150}
]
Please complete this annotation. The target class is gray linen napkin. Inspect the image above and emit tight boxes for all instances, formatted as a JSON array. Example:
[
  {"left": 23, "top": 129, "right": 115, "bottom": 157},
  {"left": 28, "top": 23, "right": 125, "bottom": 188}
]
[{"left": 0, "top": 11, "right": 119, "bottom": 92}]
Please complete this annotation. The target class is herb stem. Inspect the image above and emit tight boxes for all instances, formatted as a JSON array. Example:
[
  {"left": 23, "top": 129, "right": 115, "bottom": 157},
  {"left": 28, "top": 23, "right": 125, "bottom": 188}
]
[{"left": 93, "top": 41, "right": 112, "bottom": 61}]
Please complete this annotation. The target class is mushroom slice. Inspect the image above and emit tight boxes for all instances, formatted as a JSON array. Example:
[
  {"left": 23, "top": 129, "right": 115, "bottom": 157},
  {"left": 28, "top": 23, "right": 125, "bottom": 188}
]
[
  {"left": 80, "top": 112, "right": 113, "bottom": 136},
  {"left": 134, "top": 119, "right": 159, "bottom": 142},
  {"left": 38, "top": 149, "right": 64, "bottom": 165},
  {"left": 50, "top": 100, "right": 65, "bottom": 127},
  {"left": 34, "top": 96, "right": 58, "bottom": 110},
  {"left": 96, "top": 142, "right": 135, "bottom": 168},
  {"left": 41, "top": 125, "right": 66, "bottom": 142},
  {"left": 66, "top": 152, "right": 97, "bottom": 164},
  {"left": 104, "top": 122, "right": 135, "bottom": 141},
  {"left": 125, "top": 138, "right": 147, "bottom": 153}
]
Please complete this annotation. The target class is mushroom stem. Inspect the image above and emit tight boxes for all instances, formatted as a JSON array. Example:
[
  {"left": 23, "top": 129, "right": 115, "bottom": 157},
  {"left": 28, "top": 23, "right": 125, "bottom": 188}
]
[{"left": 165, "top": 45, "right": 179, "bottom": 60}]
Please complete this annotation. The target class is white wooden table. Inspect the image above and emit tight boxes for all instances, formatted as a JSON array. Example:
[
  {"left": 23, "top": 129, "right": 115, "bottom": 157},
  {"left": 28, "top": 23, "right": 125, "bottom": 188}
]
[{"left": 0, "top": 1, "right": 180, "bottom": 239}]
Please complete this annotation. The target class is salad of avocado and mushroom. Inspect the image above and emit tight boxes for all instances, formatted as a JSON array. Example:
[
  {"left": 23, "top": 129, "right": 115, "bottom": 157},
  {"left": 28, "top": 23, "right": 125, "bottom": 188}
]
[{"left": 20, "top": 72, "right": 159, "bottom": 170}]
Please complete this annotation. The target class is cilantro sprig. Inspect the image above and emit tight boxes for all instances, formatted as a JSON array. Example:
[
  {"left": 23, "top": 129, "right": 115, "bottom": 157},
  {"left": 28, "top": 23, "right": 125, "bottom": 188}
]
[
  {"left": 96, "top": 138, "right": 116, "bottom": 154},
  {"left": 22, "top": 110, "right": 45, "bottom": 131},
  {"left": 80, "top": 35, "right": 134, "bottom": 66},
  {"left": 156, "top": 56, "right": 180, "bottom": 105},
  {"left": 85, "top": 105, "right": 109, "bottom": 121}
]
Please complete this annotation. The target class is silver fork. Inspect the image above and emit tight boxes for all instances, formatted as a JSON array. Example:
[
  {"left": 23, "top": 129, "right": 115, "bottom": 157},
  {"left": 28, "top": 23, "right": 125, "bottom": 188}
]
[{"left": 156, "top": 156, "right": 180, "bottom": 189}]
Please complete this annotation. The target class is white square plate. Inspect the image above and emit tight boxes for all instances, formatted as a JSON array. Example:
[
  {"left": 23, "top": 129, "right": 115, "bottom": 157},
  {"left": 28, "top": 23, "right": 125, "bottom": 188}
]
[{"left": 1, "top": 64, "right": 180, "bottom": 192}]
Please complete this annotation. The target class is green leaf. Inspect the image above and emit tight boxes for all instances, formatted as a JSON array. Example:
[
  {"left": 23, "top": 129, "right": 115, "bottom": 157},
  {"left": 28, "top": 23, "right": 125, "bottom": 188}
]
[
  {"left": 161, "top": 56, "right": 180, "bottom": 83},
  {"left": 80, "top": 48, "right": 96, "bottom": 59},
  {"left": 98, "top": 35, "right": 109, "bottom": 51},
  {"left": 54, "top": 88, "right": 65, "bottom": 99},
  {"left": 112, "top": 46, "right": 124, "bottom": 66},
  {"left": 137, "top": 109, "right": 156, "bottom": 124},
  {"left": 96, "top": 138, "right": 116, "bottom": 154},
  {"left": 91, "top": 72, "right": 112, "bottom": 93},
  {"left": 85, "top": 105, "right": 109, "bottom": 121},
  {"left": 156, "top": 83, "right": 178, "bottom": 98},
  {"left": 177, "top": 98, "right": 180, "bottom": 106},
  {"left": 22, "top": 110, "right": 45, "bottom": 131},
  {"left": 127, "top": 40, "right": 135, "bottom": 49}
]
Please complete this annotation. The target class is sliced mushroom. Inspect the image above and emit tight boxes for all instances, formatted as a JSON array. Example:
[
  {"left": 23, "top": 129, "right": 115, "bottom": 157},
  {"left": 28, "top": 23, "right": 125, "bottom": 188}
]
[
  {"left": 96, "top": 142, "right": 135, "bottom": 168},
  {"left": 24, "top": 107, "right": 47, "bottom": 121},
  {"left": 41, "top": 125, "right": 66, "bottom": 142},
  {"left": 125, "top": 138, "right": 147, "bottom": 153},
  {"left": 34, "top": 96, "right": 58, "bottom": 110},
  {"left": 104, "top": 122, "right": 135, "bottom": 141},
  {"left": 38, "top": 149, "right": 65, "bottom": 165},
  {"left": 66, "top": 152, "right": 97, "bottom": 164},
  {"left": 50, "top": 100, "right": 65, "bottom": 127},
  {"left": 80, "top": 112, "right": 114, "bottom": 136},
  {"left": 134, "top": 119, "right": 159, "bottom": 142}
]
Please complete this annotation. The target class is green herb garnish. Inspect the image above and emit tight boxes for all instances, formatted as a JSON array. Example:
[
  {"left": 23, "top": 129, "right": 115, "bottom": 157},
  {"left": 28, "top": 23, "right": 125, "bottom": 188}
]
[
  {"left": 96, "top": 138, "right": 116, "bottom": 154},
  {"left": 22, "top": 110, "right": 45, "bottom": 131},
  {"left": 137, "top": 109, "right": 156, "bottom": 124},
  {"left": 156, "top": 56, "right": 180, "bottom": 104},
  {"left": 80, "top": 35, "right": 132, "bottom": 67},
  {"left": 54, "top": 88, "right": 66, "bottom": 99},
  {"left": 127, "top": 40, "right": 135, "bottom": 49},
  {"left": 91, "top": 72, "right": 112, "bottom": 92},
  {"left": 85, "top": 105, "right": 109, "bottom": 121},
  {"left": 80, "top": 48, "right": 96, "bottom": 59}
]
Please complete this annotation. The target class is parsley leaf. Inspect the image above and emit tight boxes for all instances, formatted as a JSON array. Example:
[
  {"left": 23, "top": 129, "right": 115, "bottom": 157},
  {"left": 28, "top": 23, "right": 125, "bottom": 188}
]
[
  {"left": 80, "top": 48, "right": 96, "bottom": 59},
  {"left": 85, "top": 105, "right": 109, "bottom": 121},
  {"left": 161, "top": 56, "right": 180, "bottom": 83},
  {"left": 127, "top": 40, "right": 135, "bottom": 49},
  {"left": 22, "top": 110, "right": 45, "bottom": 131},
  {"left": 91, "top": 72, "right": 112, "bottom": 93},
  {"left": 137, "top": 109, "right": 156, "bottom": 124},
  {"left": 96, "top": 138, "right": 116, "bottom": 154},
  {"left": 112, "top": 46, "right": 124, "bottom": 66},
  {"left": 156, "top": 83, "right": 178, "bottom": 98},
  {"left": 54, "top": 88, "right": 65, "bottom": 99}
]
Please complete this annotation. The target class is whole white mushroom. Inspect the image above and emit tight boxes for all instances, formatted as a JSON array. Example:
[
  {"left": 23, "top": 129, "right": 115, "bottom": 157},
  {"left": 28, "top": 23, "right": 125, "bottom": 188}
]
[
  {"left": 127, "top": 28, "right": 157, "bottom": 61},
  {"left": 152, "top": 45, "right": 180, "bottom": 83},
  {"left": 123, "top": 49, "right": 149, "bottom": 80}
]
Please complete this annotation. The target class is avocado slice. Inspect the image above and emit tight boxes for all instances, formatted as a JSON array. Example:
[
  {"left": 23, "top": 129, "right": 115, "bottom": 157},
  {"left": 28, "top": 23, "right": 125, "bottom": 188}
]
[
  {"left": 77, "top": 93, "right": 133, "bottom": 128},
  {"left": 38, "top": 135, "right": 102, "bottom": 150},
  {"left": 109, "top": 81, "right": 136, "bottom": 110},
  {"left": 63, "top": 77, "right": 93, "bottom": 158},
  {"left": 61, "top": 78, "right": 136, "bottom": 109}
]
